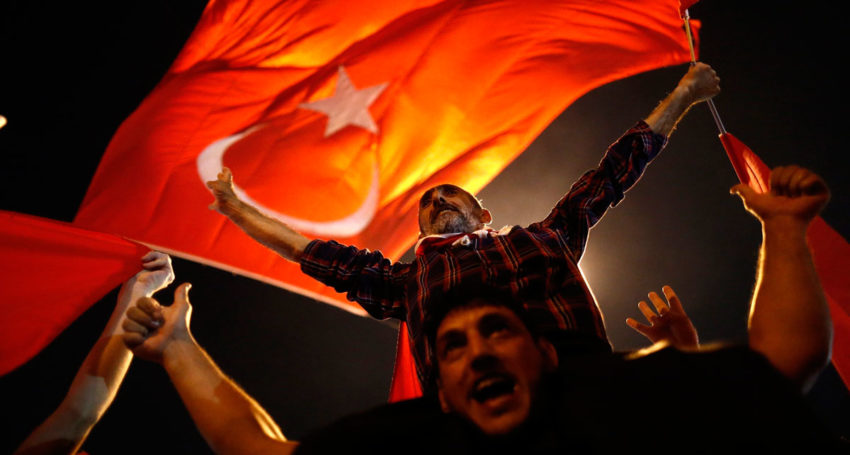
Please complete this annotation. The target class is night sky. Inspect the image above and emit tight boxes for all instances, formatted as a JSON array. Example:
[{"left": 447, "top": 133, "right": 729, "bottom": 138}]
[{"left": 2, "top": 1, "right": 848, "bottom": 453}]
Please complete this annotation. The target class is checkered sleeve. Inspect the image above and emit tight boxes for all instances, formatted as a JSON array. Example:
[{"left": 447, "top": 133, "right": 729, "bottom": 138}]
[
  {"left": 539, "top": 121, "right": 667, "bottom": 259},
  {"left": 299, "top": 239, "right": 408, "bottom": 319}
]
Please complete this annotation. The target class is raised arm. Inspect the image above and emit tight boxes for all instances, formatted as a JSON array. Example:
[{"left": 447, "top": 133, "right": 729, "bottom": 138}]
[
  {"left": 732, "top": 166, "right": 832, "bottom": 391},
  {"left": 208, "top": 167, "right": 311, "bottom": 261},
  {"left": 644, "top": 62, "right": 720, "bottom": 137},
  {"left": 539, "top": 65, "right": 720, "bottom": 258},
  {"left": 123, "top": 284, "right": 297, "bottom": 455},
  {"left": 15, "top": 251, "right": 174, "bottom": 455}
]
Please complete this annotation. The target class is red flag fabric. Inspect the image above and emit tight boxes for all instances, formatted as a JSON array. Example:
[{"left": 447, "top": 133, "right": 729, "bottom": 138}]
[
  {"left": 719, "top": 133, "right": 850, "bottom": 390},
  {"left": 73, "top": 0, "right": 696, "bottom": 400},
  {"left": 388, "top": 322, "right": 422, "bottom": 399},
  {"left": 679, "top": 0, "right": 700, "bottom": 17},
  {"left": 0, "top": 211, "right": 148, "bottom": 375}
]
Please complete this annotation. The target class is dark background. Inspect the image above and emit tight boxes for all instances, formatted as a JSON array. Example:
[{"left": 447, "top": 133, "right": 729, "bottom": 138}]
[{"left": 2, "top": 1, "right": 848, "bottom": 452}]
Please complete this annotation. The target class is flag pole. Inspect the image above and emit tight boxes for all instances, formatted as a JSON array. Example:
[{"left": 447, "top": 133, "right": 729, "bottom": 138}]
[{"left": 683, "top": 9, "right": 727, "bottom": 135}]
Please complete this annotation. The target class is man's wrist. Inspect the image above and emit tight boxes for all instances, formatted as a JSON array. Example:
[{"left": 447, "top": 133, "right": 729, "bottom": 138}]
[
  {"left": 162, "top": 336, "right": 199, "bottom": 372},
  {"left": 673, "top": 84, "right": 695, "bottom": 107},
  {"left": 761, "top": 216, "right": 811, "bottom": 239}
]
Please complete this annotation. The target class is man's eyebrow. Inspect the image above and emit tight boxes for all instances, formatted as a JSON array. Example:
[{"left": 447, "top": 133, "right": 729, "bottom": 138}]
[
  {"left": 436, "top": 328, "right": 464, "bottom": 347},
  {"left": 478, "top": 312, "right": 515, "bottom": 332}
]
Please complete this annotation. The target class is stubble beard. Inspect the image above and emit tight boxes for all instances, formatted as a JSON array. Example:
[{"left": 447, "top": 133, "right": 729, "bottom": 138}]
[{"left": 432, "top": 211, "right": 478, "bottom": 234}]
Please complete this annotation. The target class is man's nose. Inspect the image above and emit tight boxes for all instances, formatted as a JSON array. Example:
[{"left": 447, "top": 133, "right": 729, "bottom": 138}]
[{"left": 468, "top": 336, "right": 499, "bottom": 371}]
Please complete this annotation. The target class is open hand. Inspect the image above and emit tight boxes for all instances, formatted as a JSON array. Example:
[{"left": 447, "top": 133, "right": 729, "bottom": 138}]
[{"left": 626, "top": 285, "right": 699, "bottom": 350}]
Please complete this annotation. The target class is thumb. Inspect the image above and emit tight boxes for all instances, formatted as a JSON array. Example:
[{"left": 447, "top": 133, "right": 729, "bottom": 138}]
[
  {"left": 730, "top": 183, "right": 757, "bottom": 203},
  {"left": 173, "top": 283, "right": 193, "bottom": 311}
]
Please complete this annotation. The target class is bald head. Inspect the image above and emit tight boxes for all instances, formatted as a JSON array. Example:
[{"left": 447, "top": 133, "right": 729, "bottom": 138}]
[{"left": 417, "top": 184, "right": 491, "bottom": 236}]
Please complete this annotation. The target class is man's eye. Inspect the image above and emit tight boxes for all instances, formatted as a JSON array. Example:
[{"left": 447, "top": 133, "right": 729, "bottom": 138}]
[
  {"left": 420, "top": 199, "right": 431, "bottom": 208},
  {"left": 488, "top": 324, "right": 509, "bottom": 337},
  {"left": 443, "top": 187, "right": 458, "bottom": 195},
  {"left": 440, "top": 337, "right": 466, "bottom": 359}
]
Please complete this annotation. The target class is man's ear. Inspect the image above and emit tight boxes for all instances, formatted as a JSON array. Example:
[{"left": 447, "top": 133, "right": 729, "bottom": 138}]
[
  {"left": 478, "top": 209, "right": 492, "bottom": 225},
  {"left": 537, "top": 338, "right": 558, "bottom": 371},
  {"left": 437, "top": 381, "right": 451, "bottom": 413}
]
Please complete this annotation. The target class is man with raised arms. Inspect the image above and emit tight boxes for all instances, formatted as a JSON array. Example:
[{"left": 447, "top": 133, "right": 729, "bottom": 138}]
[{"left": 207, "top": 63, "right": 720, "bottom": 385}]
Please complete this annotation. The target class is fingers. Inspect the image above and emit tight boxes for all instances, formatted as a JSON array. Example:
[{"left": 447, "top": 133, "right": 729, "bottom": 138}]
[
  {"left": 122, "top": 317, "right": 152, "bottom": 337},
  {"left": 684, "top": 62, "right": 720, "bottom": 100},
  {"left": 769, "top": 165, "right": 793, "bottom": 197},
  {"left": 126, "top": 304, "right": 162, "bottom": 330},
  {"left": 142, "top": 251, "right": 171, "bottom": 270},
  {"left": 127, "top": 297, "right": 164, "bottom": 327},
  {"left": 799, "top": 173, "right": 829, "bottom": 197},
  {"left": 662, "top": 285, "right": 685, "bottom": 314},
  {"left": 637, "top": 300, "right": 657, "bottom": 322},
  {"left": 122, "top": 332, "right": 148, "bottom": 349},
  {"left": 141, "top": 250, "right": 162, "bottom": 262},
  {"left": 626, "top": 317, "right": 653, "bottom": 336},
  {"left": 648, "top": 292, "right": 669, "bottom": 316},
  {"left": 768, "top": 165, "right": 830, "bottom": 201},
  {"left": 206, "top": 167, "right": 233, "bottom": 190}
]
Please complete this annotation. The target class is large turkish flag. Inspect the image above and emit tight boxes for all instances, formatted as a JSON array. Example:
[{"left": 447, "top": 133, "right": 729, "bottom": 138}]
[
  {"left": 75, "top": 0, "right": 697, "bottom": 313},
  {"left": 73, "top": 0, "right": 696, "bottom": 400}
]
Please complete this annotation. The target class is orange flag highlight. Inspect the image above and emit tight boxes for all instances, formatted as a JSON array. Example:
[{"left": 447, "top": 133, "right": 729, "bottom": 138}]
[
  {"left": 720, "top": 133, "right": 850, "bottom": 390},
  {"left": 73, "top": 0, "right": 696, "bottom": 400},
  {"left": 0, "top": 211, "right": 148, "bottom": 375}
]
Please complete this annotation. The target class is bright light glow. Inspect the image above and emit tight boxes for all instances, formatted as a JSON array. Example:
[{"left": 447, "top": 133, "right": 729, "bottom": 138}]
[{"left": 0, "top": 115, "right": 6, "bottom": 129}]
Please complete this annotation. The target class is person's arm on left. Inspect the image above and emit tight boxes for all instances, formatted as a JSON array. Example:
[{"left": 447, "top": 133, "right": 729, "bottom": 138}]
[
  {"left": 14, "top": 251, "right": 174, "bottom": 455},
  {"left": 626, "top": 285, "right": 700, "bottom": 350}
]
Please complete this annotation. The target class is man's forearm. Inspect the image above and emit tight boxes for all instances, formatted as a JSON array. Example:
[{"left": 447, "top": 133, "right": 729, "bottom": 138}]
[
  {"left": 162, "top": 338, "right": 296, "bottom": 455},
  {"left": 225, "top": 199, "right": 311, "bottom": 262},
  {"left": 14, "top": 278, "right": 154, "bottom": 455},
  {"left": 748, "top": 218, "right": 832, "bottom": 390},
  {"left": 644, "top": 85, "right": 695, "bottom": 137}
]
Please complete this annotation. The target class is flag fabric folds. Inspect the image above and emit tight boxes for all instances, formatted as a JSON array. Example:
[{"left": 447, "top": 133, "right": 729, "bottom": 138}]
[
  {"left": 719, "top": 133, "right": 850, "bottom": 390},
  {"left": 72, "top": 0, "right": 697, "bottom": 399},
  {"left": 0, "top": 211, "right": 148, "bottom": 375}
]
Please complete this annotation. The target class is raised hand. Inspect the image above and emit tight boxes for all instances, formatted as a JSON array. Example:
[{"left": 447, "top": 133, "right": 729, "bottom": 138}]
[
  {"left": 678, "top": 62, "right": 720, "bottom": 104},
  {"left": 206, "top": 167, "right": 242, "bottom": 217},
  {"left": 626, "top": 285, "right": 699, "bottom": 350},
  {"left": 123, "top": 283, "right": 194, "bottom": 364},
  {"left": 134, "top": 250, "right": 175, "bottom": 293},
  {"left": 731, "top": 165, "right": 829, "bottom": 225}
]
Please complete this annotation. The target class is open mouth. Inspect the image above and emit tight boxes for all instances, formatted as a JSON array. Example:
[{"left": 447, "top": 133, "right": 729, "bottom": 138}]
[{"left": 471, "top": 374, "right": 517, "bottom": 403}]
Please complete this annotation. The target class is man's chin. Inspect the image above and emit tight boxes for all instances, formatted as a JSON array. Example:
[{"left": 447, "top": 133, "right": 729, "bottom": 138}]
[
  {"left": 471, "top": 409, "right": 530, "bottom": 436},
  {"left": 466, "top": 397, "right": 530, "bottom": 436},
  {"left": 431, "top": 215, "right": 474, "bottom": 234}
]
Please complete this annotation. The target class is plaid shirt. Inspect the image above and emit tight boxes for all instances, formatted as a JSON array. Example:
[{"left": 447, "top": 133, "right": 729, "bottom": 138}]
[{"left": 300, "top": 121, "right": 666, "bottom": 384}]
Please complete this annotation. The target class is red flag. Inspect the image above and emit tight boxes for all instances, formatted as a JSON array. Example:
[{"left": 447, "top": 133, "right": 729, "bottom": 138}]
[
  {"left": 73, "top": 0, "right": 696, "bottom": 399},
  {"left": 0, "top": 211, "right": 148, "bottom": 375},
  {"left": 720, "top": 133, "right": 850, "bottom": 389}
]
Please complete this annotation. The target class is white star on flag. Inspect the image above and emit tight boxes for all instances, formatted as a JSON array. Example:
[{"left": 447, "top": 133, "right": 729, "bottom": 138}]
[{"left": 299, "top": 66, "right": 388, "bottom": 137}]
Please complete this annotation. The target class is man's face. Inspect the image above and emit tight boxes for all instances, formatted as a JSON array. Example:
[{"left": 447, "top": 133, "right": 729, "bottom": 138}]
[
  {"left": 435, "top": 304, "right": 556, "bottom": 436},
  {"left": 418, "top": 185, "right": 488, "bottom": 236}
]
